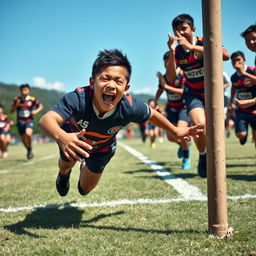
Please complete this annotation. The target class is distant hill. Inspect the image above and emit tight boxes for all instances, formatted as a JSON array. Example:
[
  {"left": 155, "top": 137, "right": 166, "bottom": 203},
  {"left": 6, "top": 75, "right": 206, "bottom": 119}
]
[{"left": 0, "top": 82, "right": 166, "bottom": 135}]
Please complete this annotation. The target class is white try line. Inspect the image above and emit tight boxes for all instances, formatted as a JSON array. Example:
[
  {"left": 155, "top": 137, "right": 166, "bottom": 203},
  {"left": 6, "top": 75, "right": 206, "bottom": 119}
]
[
  {"left": 1, "top": 194, "right": 256, "bottom": 213},
  {"left": 0, "top": 170, "right": 10, "bottom": 174},
  {"left": 118, "top": 142, "right": 205, "bottom": 200},
  {"left": 22, "top": 154, "right": 56, "bottom": 166}
]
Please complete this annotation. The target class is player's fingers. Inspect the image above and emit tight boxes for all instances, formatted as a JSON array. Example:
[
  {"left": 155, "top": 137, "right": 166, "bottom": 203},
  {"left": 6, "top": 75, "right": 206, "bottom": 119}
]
[
  {"left": 76, "top": 140, "right": 93, "bottom": 151},
  {"left": 63, "top": 151, "right": 76, "bottom": 162},
  {"left": 71, "top": 144, "right": 90, "bottom": 159},
  {"left": 77, "top": 129, "right": 86, "bottom": 138}
]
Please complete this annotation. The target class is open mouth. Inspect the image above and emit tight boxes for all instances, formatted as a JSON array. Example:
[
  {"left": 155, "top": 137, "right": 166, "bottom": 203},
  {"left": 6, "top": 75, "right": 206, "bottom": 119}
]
[{"left": 103, "top": 93, "right": 115, "bottom": 105}]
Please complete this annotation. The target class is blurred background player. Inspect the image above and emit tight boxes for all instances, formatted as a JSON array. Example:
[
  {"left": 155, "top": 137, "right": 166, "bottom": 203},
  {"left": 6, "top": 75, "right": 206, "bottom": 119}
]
[
  {"left": 166, "top": 14, "right": 229, "bottom": 177},
  {"left": 228, "top": 51, "right": 256, "bottom": 145},
  {"left": 0, "top": 104, "right": 12, "bottom": 158},
  {"left": 155, "top": 51, "right": 191, "bottom": 170},
  {"left": 11, "top": 84, "right": 44, "bottom": 159},
  {"left": 146, "top": 99, "right": 162, "bottom": 148},
  {"left": 223, "top": 71, "right": 235, "bottom": 138},
  {"left": 241, "top": 24, "right": 256, "bottom": 66}
]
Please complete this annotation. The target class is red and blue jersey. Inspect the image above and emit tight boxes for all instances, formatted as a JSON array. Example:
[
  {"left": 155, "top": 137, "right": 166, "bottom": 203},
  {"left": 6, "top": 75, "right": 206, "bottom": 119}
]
[
  {"left": 231, "top": 66, "right": 256, "bottom": 114},
  {"left": 12, "top": 95, "right": 42, "bottom": 123},
  {"left": 175, "top": 36, "right": 204, "bottom": 96},
  {"left": 52, "top": 86, "right": 151, "bottom": 152},
  {"left": 0, "top": 114, "right": 10, "bottom": 132},
  {"left": 160, "top": 73, "right": 186, "bottom": 113}
]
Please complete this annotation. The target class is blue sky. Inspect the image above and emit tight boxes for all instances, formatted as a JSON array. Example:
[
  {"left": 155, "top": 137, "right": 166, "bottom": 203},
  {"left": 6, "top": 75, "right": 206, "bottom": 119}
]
[{"left": 0, "top": 0, "right": 255, "bottom": 96}]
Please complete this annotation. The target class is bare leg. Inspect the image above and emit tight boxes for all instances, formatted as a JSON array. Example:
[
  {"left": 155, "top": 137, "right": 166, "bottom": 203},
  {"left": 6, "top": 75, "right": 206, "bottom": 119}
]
[{"left": 79, "top": 162, "right": 102, "bottom": 193}]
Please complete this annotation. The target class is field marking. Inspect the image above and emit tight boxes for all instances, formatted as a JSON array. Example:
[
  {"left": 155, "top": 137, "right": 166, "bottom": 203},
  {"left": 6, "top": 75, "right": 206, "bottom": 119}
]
[
  {"left": 118, "top": 142, "right": 205, "bottom": 200},
  {"left": 1, "top": 194, "right": 256, "bottom": 213},
  {"left": 0, "top": 170, "right": 10, "bottom": 174},
  {"left": 22, "top": 154, "right": 56, "bottom": 166}
]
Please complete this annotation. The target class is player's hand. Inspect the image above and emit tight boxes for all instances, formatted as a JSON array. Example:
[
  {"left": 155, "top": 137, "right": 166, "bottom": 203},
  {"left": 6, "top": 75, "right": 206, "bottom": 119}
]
[
  {"left": 175, "top": 31, "right": 192, "bottom": 50},
  {"left": 167, "top": 33, "right": 176, "bottom": 52},
  {"left": 57, "top": 129, "right": 93, "bottom": 162},
  {"left": 244, "top": 78, "right": 255, "bottom": 87},
  {"left": 175, "top": 124, "right": 204, "bottom": 141},
  {"left": 156, "top": 71, "right": 167, "bottom": 89}
]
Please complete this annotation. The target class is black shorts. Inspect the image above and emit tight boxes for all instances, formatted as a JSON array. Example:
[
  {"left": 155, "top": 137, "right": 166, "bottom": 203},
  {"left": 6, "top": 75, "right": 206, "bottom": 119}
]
[
  {"left": 17, "top": 121, "right": 34, "bottom": 135},
  {"left": 59, "top": 141, "right": 116, "bottom": 174}
]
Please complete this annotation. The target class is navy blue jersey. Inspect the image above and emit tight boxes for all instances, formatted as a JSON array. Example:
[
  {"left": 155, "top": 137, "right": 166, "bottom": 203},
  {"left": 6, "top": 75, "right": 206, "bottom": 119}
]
[
  {"left": 159, "top": 73, "right": 186, "bottom": 113},
  {"left": 175, "top": 36, "right": 204, "bottom": 96},
  {"left": 231, "top": 66, "right": 256, "bottom": 114},
  {"left": 52, "top": 86, "right": 151, "bottom": 152},
  {"left": 11, "top": 95, "right": 42, "bottom": 123}
]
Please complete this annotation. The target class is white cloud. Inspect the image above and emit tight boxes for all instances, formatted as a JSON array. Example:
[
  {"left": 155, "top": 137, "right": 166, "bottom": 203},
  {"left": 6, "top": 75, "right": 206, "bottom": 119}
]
[
  {"left": 32, "top": 76, "right": 64, "bottom": 91},
  {"left": 132, "top": 87, "right": 152, "bottom": 94}
]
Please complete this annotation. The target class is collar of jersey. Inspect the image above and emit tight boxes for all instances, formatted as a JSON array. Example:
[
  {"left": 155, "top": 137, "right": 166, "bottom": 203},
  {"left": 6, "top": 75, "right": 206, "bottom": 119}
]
[{"left": 93, "top": 102, "right": 116, "bottom": 119}]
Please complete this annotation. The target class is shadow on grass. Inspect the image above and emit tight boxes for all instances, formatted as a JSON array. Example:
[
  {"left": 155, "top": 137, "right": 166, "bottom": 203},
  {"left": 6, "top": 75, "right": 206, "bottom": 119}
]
[
  {"left": 226, "top": 163, "right": 256, "bottom": 168},
  {"left": 227, "top": 174, "right": 256, "bottom": 182},
  {"left": 4, "top": 204, "right": 205, "bottom": 238}
]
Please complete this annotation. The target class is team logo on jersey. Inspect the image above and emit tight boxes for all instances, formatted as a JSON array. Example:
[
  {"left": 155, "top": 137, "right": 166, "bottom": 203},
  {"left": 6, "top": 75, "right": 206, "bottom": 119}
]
[
  {"left": 179, "top": 59, "right": 187, "bottom": 64},
  {"left": 108, "top": 126, "right": 123, "bottom": 135}
]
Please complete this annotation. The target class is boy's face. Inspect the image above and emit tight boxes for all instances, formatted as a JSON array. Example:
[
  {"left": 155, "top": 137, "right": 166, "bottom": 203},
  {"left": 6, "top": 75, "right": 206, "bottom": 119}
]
[
  {"left": 245, "top": 31, "right": 256, "bottom": 52},
  {"left": 231, "top": 55, "right": 245, "bottom": 69},
  {"left": 174, "top": 22, "right": 195, "bottom": 43},
  {"left": 20, "top": 87, "right": 30, "bottom": 97},
  {"left": 90, "top": 65, "right": 130, "bottom": 115}
]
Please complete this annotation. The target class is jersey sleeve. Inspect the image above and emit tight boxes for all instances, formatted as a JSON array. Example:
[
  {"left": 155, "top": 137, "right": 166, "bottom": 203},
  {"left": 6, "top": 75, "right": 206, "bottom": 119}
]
[
  {"left": 51, "top": 90, "right": 84, "bottom": 122},
  {"left": 129, "top": 97, "right": 151, "bottom": 123}
]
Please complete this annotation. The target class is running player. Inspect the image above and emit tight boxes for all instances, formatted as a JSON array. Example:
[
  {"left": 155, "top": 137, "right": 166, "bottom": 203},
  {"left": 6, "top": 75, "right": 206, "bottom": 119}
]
[
  {"left": 0, "top": 104, "right": 12, "bottom": 158},
  {"left": 39, "top": 49, "right": 203, "bottom": 197},
  {"left": 155, "top": 51, "right": 191, "bottom": 170},
  {"left": 228, "top": 51, "right": 256, "bottom": 145},
  {"left": 166, "top": 14, "right": 230, "bottom": 177},
  {"left": 11, "top": 84, "right": 44, "bottom": 159}
]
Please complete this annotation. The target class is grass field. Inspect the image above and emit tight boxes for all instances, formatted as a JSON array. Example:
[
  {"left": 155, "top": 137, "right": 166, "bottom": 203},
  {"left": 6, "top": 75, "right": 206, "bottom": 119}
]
[{"left": 0, "top": 134, "right": 255, "bottom": 256}]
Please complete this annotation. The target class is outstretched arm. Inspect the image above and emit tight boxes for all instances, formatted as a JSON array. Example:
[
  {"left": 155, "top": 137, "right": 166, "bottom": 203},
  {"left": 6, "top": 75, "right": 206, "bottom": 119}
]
[
  {"left": 148, "top": 108, "right": 203, "bottom": 141},
  {"left": 39, "top": 111, "right": 92, "bottom": 161}
]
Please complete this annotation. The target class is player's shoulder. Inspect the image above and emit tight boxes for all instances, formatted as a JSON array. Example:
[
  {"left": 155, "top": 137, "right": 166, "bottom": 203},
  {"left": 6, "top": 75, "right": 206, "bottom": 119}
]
[
  {"left": 197, "top": 36, "right": 203, "bottom": 42},
  {"left": 75, "top": 86, "right": 92, "bottom": 94},
  {"left": 28, "top": 95, "right": 36, "bottom": 101},
  {"left": 247, "top": 66, "right": 256, "bottom": 72},
  {"left": 123, "top": 94, "right": 133, "bottom": 106}
]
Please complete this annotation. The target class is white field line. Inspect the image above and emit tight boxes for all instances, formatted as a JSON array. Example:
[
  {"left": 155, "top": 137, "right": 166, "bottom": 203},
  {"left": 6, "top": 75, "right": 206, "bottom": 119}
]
[
  {"left": 1, "top": 194, "right": 256, "bottom": 213},
  {"left": 118, "top": 142, "right": 205, "bottom": 200},
  {"left": 22, "top": 154, "right": 56, "bottom": 166},
  {"left": 0, "top": 170, "right": 10, "bottom": 174}
]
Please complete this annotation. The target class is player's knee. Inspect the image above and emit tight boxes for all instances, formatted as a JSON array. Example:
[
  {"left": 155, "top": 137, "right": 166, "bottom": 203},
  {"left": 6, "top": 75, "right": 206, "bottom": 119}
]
[{"left": 78, "top": 181, "right": 91, "bottom": 196}]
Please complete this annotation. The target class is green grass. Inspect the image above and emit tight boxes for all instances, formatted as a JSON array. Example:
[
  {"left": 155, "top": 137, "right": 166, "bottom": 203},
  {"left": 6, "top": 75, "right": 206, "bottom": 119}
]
[{"left": 0, "top": 134, "right": 255, "bottom": 256}]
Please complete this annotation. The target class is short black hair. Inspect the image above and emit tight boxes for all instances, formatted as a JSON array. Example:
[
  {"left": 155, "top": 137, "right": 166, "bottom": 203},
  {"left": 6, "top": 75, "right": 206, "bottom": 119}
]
[
  {"left": 92, "top": 49, "right": 132, "bottom": 83},
  {"left": 231, "top": 51, "right": 245, "bottom": 61},
  {"left": 20, "top": 83, "right": 30, "bottom": 90},
  {"left": 172, "top": 14, "right": 194, "bottom": 31},
  {"left": 241, "top": 24, "right": 256, "bottom": 38},
  {"left": 163, "top": 51, "right": 170, "bottom": 61}
]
